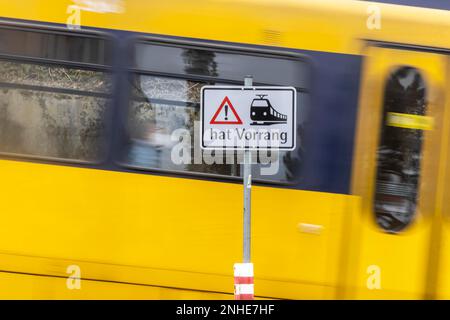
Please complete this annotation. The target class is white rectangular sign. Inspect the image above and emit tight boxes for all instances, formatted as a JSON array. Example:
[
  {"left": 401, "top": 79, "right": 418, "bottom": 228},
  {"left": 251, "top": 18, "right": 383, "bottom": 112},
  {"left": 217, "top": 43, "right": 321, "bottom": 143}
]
[{"left": 200, "top": 86, "right": 297, "bottom": 150}]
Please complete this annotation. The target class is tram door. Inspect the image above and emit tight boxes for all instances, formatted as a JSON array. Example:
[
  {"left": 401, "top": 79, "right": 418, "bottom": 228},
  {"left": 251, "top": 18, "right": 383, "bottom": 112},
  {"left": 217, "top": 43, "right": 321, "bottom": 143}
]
[
  {"left": 351, "top": 46, "right": 449, "bottom": 299},
  {"left": 435, "top": 58, "right": 450, "bottom": 299}
]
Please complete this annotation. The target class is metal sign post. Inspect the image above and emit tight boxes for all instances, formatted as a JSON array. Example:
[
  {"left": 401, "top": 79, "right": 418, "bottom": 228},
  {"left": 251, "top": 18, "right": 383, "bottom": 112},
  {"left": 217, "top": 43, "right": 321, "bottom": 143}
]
[
  {"left": 233, "top": 76, "right": 255, "bottom": 300},
  {"left": 243, "top": 76, "right": 253, "bottom": 264},
  {"left": 199, "top": 77, "right": 297, "bottom": 300}
]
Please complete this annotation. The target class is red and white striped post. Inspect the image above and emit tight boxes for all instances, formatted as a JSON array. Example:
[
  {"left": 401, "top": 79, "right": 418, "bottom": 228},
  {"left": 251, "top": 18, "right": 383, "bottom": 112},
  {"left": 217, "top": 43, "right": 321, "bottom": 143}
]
[{"left": 234, "top": 263, "right": 254, "bottom": 300}]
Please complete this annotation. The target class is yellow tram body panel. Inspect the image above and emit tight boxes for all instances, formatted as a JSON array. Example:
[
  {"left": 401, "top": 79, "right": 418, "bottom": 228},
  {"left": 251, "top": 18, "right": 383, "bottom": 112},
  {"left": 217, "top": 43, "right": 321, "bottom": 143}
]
[
  {"left": 0, "top": 0, "right": 450, "bottom": 299},
  {"left": 0, "top": 159, "right": 357, "bottom": 299}
]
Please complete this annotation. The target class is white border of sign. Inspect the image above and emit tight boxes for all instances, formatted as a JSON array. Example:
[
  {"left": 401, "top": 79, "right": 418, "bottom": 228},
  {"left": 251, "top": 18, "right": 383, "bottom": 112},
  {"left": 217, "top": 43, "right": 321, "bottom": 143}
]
[{"left": 200, "top": 86, "right": 297, "bottom": 151}]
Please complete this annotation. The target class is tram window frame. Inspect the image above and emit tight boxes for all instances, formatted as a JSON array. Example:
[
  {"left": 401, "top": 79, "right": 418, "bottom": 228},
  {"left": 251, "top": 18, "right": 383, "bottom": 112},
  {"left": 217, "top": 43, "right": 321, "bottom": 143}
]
[
  {"left": 118, "top": 36, "right": 310, "bottom": 185},
  {"left": 0, "top": 22, "right": 115, "bottom": 165}
]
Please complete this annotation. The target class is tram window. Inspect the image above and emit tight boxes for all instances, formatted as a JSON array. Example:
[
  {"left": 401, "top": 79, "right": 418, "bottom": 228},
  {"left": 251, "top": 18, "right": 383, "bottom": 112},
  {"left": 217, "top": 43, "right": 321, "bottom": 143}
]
[
  {"left": 253, "top": 100, "right": 269, "bottom": 108},
  {"left": 0, "top": 28, "right": 112, "bottom": 162},
  {"left": 124, "top": 75, "right": 240, "bottom": 176},
  {"left": 123, "top": 42, "right": 308, "bottom": 183},
  {"left": 0, "top": 60, "right": 111, "bottom": 161},
  {"left": 134, "top": 43, "right": 308, "bottom": 87},
  {"left": 374, "top": 67, "right": 426, "bottom": 232}
]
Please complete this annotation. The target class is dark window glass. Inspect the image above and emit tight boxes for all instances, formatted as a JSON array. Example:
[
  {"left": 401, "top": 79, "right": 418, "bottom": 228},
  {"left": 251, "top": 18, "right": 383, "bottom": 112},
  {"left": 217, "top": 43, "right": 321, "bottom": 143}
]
[
  {"left": 134, "top": 43, "right": 309, "bottom": 87},
  {"left": 123, "top": 43, "right": 307, "bottom": 183},
  {"left": 124, "top": 75, "right": 241, "bottom": 176},
  {"left": 0, "top": 27, "right": 111, "bottom": 65},
  {"left": 374, "top": 67, "right": 426, "bottom": 232}
]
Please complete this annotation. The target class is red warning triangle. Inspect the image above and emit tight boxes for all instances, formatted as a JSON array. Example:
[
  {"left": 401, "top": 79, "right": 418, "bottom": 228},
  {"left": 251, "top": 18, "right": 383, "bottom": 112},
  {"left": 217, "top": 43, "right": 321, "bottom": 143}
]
[{"left": 210, "top": 96, "right": 243, "bottom": 125}]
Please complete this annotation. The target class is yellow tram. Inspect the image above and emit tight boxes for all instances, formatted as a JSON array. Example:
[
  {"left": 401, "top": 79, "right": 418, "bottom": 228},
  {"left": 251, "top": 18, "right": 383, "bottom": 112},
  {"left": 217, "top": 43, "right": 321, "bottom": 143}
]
[{"left": 1, "top": 0, "right": 450, "bottom": 299}]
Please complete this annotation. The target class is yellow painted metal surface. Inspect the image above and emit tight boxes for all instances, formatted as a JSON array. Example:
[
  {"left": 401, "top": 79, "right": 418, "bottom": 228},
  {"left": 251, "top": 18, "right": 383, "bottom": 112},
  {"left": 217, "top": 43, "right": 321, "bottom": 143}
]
[
  {"left": 1, "top": 1, "right": 450, "bottom": 55},
  {"left": 434, "top": 61, "right": 450, "bottom": 299},
  {"left": 386, "top": 112, "right": 434, "bottom": 131},
  {"left": 351, "top": 47, "right": 449, "bottom": 299},
  {"left": 0, "top": 271, "right": 233, "bottom": 300},
  {"left": 0, "top": 159, "right": 356, "bottom": 299}
]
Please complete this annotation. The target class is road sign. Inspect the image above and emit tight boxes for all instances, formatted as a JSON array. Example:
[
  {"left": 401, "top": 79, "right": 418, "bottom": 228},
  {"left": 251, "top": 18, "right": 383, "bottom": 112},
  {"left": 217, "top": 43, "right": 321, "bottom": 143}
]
[{"left": 200, "top": 86, "right": 297, "bottom": 150}]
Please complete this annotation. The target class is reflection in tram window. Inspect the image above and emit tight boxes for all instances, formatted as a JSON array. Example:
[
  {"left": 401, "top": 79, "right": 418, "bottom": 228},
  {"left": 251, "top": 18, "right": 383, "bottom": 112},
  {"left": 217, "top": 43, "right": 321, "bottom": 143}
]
[
  {"left": 123, "top": 75, "right": 299, "bottom": 182},
  {"left": 0, "top": 60, "right": 111, "bottom": 161},
  {"left": 374, "top": 67, "right": 426, "bottom": 232},
  {"left": 123, "top": 43, "right": 305, "bottom": 182},
  {"left": 124, "top": 75, "right": 240, "bottom": 176}
]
